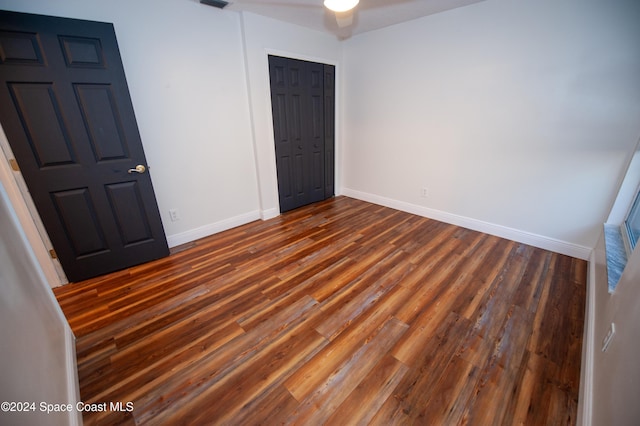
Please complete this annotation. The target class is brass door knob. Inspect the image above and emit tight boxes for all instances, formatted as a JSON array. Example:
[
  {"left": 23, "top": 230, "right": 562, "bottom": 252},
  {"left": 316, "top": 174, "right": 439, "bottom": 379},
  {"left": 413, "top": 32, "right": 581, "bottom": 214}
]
[{"left": 127, "top": 164, "right": 146, "bottom": 174}]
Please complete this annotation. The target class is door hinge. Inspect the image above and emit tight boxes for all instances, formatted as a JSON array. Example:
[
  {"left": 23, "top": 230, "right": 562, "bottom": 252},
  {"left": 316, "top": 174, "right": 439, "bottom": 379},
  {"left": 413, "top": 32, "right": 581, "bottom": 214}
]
[
  {"left": 49, "top": 249, "right": 58, "bottom": 259},
  {"left": 9, "top": 158, "right": 20, "bottom": 172}
]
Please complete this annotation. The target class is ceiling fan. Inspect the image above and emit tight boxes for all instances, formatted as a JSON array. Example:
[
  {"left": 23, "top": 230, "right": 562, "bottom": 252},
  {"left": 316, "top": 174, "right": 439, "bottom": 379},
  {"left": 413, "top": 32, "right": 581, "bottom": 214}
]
[
  {"left": 201, "top": 0, "right": 362, "bottom": 29},
  {"left": 323, "top": 0, "right": 360, "bottom": 27}
]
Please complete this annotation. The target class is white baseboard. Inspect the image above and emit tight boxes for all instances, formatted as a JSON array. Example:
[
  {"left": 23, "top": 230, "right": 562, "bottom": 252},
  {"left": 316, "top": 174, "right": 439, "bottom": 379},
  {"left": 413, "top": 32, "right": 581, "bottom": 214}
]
[
  {"left": 577, "top": 252, "right": 596, "bottom": 426},
  {"left": 166, "top": 210, "right": 262, "bottom": 248},
  {"left": 261, "top": 207, "right": 279, "bottom": 220},
  {"left": 64, "top": 326, "right": 82, "bottom": 426},
  {"left": 341, "top": 188, "right": 592, "bottom": 260}
]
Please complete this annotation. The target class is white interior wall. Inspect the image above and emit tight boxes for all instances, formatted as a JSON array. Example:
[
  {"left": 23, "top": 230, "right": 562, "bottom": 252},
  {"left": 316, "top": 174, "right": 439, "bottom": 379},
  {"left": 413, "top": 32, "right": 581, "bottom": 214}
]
[
  {"left": 341, "top": 0, "right": 640, "bottom": 254},
  {"left": 0, "top": 181, "right": 80, "bottom": 426},
  {"left": 0, "top": 0, "right": 261, "bottom": 248},
  {"left": 240, "top": 12, "right": 342, "bottom": 218}
]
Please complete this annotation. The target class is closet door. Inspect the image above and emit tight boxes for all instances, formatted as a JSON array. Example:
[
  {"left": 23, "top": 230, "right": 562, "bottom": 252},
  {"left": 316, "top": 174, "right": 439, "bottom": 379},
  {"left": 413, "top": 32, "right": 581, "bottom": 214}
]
[{"left": 269, "top": 55, "right": 334, "bottom": 213}]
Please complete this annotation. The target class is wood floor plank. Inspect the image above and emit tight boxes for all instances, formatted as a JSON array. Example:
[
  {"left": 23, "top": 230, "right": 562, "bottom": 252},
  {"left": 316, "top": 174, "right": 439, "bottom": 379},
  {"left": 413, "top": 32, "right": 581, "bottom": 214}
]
[
  {"left": 84, "top": 320, "right": 245, "bottom": 408},
  {"left": 231, "top": 384, "right": 299, "bottom": 426},
  {"left": 372, "top": 311, "right": 466, "bottom": 424},
  {"left": 53, "top": 196, "right": 586, "bottom": 425},
  {"left": 162, "top": 327, "right": 329, "bottom": 425},
  {"left": 133, "top": 295, "right": 321, "bottom": 425},
  {"left": 285, "top": 318, "right": 409, "bottom": 425},
  {"left": 284, "top": 286, "right": 408, "bottom": 402},
  {"left": 414, "top": 355, "right": 480, "bottom": 424},
  {"left": 314, "top": 250, "right": 412, "bottom": 341},
  {"left": 326, "top": 353, "right": 409, "bottom": 426}
]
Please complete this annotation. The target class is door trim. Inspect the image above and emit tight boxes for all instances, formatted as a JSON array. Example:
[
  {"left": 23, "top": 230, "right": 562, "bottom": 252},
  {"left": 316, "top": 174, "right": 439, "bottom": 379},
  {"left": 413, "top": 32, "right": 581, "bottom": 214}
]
[{"left": 0, "top": 123, "right": 67, "bottom": 287}]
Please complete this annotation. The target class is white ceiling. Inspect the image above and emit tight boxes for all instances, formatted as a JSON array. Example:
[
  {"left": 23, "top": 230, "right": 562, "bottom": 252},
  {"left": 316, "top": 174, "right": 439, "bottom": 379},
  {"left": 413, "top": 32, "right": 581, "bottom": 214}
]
[{"left": 225, "top": 0, "right": 486, "bottom": 39}]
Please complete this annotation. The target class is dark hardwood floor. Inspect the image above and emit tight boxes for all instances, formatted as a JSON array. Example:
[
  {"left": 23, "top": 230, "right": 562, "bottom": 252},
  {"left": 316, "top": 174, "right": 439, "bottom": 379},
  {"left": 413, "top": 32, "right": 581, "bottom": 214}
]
[{"left": 54, "top": 196, "right": 587, "bottom": 425}]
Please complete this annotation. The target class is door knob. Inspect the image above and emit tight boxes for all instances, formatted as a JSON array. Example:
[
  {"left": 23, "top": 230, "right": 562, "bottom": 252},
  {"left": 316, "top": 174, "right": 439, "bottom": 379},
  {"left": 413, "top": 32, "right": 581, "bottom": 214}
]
[{"left": 128, "top": 164, "right": 146, "bottom": 174}]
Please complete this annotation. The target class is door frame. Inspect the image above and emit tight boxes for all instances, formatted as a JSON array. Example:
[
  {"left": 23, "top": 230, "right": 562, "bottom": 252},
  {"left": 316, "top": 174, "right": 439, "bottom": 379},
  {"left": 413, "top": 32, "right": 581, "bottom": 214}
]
[
  {"left": 259, "top": 49, "right": 341, "bottom": 218},
  {"left": 0, "top": 123, "right": 67, "bottom": 287}
]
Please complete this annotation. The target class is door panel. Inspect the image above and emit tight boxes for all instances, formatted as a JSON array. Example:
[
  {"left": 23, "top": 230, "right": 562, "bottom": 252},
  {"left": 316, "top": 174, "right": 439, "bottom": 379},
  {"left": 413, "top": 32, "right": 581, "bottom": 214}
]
[
  {"left": 75, "top": 84, "right": 130, "bottom": 161},
  {"left": 0, "top": 11, "right": 169, "bottom": 282},
  {"left": 0, "top": 30, "right": 44, "bottom": 65},
  {"left": 295, "top": 154, "right": 304, "bottom": 196},
  {"left": 269, "top": 55, "right": 335, "bottom": 213},
  {"left": 59, "top": 35, "right": 104, "bottom": 67},
  {"left": 8, "top": 83, "right": 77, "bottom": 166},
  {"left": 324, "top": 65, "right": 335, "bottom": 197},
  {"left": 105, "top": 181, "right": 154, "bottom": 246},
  {"left": 312, "top": 151, "right": 323, "bottom": 192},
  {"left": 52, "top": 188, "right": 108, "bottom": 257}
]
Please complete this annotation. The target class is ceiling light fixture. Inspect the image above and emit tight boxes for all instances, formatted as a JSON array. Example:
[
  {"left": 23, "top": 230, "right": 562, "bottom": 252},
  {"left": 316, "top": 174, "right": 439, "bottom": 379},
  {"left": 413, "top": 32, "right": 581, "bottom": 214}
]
[{"left": 323, "top": 0, "right": 359, "bottom": 13}]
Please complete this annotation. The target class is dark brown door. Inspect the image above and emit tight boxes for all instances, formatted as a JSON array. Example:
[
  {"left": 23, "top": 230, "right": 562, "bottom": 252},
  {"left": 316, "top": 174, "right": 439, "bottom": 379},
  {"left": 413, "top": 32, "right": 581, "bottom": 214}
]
[
  {"left": 0, "top": 11, "right": 169, "bottom": 282},
  {"left": 269, "top": 55, "right": 335, "bottom": 212}
]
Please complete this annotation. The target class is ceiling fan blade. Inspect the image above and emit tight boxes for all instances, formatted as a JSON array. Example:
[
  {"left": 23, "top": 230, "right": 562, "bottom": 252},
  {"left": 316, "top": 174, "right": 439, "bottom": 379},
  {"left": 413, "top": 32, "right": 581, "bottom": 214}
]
[{"left": 200, "top": 0, "right": 229, "bottom": 8}]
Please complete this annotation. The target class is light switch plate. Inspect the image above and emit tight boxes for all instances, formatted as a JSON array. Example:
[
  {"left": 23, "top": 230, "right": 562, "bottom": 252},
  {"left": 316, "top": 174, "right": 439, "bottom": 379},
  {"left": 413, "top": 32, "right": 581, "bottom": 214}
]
[{"left": 602, "top": 322, "right": 615, "bottom": 352}]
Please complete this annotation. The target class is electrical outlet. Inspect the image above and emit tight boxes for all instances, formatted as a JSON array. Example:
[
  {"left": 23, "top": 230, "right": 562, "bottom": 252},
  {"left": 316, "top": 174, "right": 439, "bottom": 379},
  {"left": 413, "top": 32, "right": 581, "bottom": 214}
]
[
  {"left": 601, "top": 322, "right": 615, "bottom": 352},
  {"left": 421, "top": 187, "right": 429, "bottom": 198},
  {"left": 169, "top": 209, "right": 180, "bottom": 222}
]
